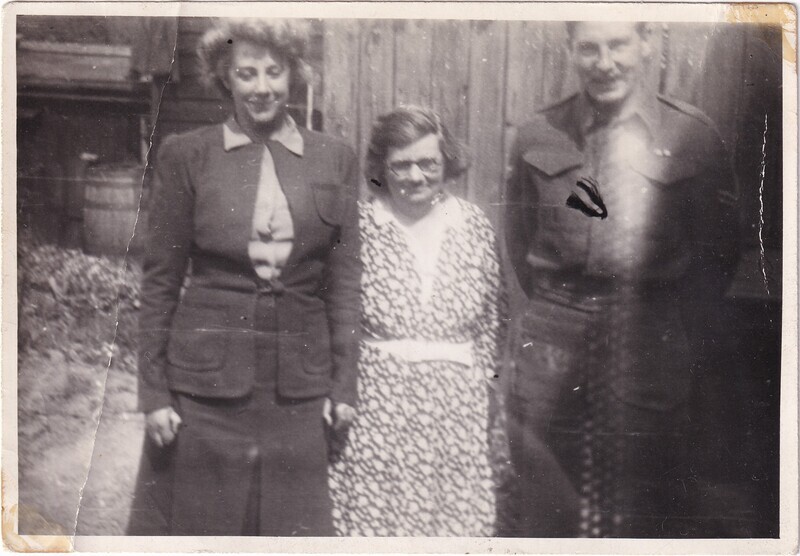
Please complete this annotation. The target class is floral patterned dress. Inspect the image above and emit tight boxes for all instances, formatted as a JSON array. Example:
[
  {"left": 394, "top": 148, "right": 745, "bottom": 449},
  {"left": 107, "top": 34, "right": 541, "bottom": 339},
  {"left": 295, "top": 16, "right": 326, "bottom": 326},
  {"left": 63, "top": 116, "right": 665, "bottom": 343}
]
[{"left": 328, "top": 196, "right": 506, "bottom": 537}]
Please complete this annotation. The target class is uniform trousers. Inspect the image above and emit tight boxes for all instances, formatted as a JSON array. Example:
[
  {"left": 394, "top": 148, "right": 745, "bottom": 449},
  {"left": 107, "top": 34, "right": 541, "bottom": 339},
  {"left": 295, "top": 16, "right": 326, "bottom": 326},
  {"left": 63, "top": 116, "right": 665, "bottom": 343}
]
[
  {"left": 127, "top": 293, "right": 332, "bottom": 536},
  {"left": 507, "top": 281, "right": 693, "bottom": 538}
]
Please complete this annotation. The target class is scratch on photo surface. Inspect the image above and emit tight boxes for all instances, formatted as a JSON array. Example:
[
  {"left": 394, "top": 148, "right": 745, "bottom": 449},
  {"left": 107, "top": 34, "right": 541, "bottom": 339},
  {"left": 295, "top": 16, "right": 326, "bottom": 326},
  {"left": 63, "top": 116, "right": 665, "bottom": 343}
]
[
  {"left": 758, "top": 113, "right": 769, "bottom": 297},
  {"left": 73, "top": 19, "right": 179, "bottom": 533}
]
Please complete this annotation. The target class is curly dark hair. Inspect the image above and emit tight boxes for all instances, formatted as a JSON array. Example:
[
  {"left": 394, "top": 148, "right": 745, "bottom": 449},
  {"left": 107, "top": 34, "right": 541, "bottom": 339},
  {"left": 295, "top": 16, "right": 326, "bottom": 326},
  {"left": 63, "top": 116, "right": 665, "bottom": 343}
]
[
  {"left": 197, "top": 18, "right": 312, "bottom": 99},
  {"left": 365, "top": 106, "right": 470, "bottom": 197}
]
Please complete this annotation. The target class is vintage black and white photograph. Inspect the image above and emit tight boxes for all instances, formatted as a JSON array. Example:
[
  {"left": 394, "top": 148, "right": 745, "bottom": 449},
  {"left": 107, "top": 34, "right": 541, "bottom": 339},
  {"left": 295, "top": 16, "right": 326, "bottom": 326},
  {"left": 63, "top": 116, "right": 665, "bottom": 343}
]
[{"left": 4, "top": 1, "right": 797, "bottom": 553}]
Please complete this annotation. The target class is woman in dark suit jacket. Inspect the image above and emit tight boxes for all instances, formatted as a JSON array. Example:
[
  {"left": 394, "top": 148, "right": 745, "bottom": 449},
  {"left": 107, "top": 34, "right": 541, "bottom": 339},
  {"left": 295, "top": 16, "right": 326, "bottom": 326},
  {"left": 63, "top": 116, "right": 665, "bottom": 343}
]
[{"left": 128, "top": 18, "right": 360, "bottom": 536}]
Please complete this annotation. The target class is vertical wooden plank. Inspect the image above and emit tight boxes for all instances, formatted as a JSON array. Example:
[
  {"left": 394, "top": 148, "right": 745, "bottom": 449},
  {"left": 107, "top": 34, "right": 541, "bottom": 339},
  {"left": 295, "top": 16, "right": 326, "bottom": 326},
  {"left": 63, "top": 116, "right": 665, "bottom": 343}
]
[
  {"left": 394, "top": 20, "right": 434, "bottom": 106},
  {"left": 504, "top": 21, "right": 545, "bottom": 183},
  {"left": 322, "top": 21, "right": 360, "bottom": 145},
  {"left": 308, "top": 23, "right": 326, "bottom": 119},
  {"left": 502, "top": 21, "right": 546, "bottom": 314},
  {"left": 356, "top": 19, "right": 395, "bottom": 187},
  {"left": 664, "top": 22, "right": 743, "bottom": 144},
  {"left": 540, "top": 22, "right": 575, "bottom": 104},
  {"left": 696, "top": 24, "right": 746, "bottom": 147},
  {"left": 506, "top": 21, "right": 549, "bottom": 118},
  {"left": 431, "top": 20, "right": 471, "bottom": 197},
  {"left": 660, "top": 22, "right": 712, "bottom": 105},
  {"left": 431, "top": 20, "right": 470, "bottom": 138},
  {"left": 466, "top": 20, "right": 508, "bottom": 224},
  {"left": 502, "top": 21, "right": 528, "bottom": 240},
  {"left": 645, "top": 22, "right": 665, "bottom": 99}
]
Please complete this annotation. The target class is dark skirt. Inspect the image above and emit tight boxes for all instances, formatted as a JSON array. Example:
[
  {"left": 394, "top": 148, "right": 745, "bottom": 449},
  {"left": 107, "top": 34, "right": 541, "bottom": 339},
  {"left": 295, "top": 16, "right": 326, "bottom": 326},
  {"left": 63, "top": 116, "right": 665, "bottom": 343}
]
[{"left": 127, "top": 297, "right": 333, "bottom": 536}]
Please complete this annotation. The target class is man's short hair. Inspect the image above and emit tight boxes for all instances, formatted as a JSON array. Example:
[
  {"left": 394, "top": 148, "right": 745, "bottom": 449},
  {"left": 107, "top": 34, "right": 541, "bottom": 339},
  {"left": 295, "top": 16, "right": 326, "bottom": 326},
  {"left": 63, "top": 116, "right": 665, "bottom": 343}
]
[{"left": 565, "top": 21, "right": 649, "bottom": 41}]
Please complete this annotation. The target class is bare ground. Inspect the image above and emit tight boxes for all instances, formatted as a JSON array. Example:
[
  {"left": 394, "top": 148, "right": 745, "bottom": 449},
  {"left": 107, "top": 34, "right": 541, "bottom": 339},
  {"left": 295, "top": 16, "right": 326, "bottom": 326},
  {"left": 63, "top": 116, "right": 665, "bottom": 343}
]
[
  {"left": 17, "top": 351, "right": 517, "bottom": 537},
  {"left": 18, "top": 350, "right": 144, "bottom": 536},
  {"left": 15, "top": 240, "right": 516, "bottom": 536}
]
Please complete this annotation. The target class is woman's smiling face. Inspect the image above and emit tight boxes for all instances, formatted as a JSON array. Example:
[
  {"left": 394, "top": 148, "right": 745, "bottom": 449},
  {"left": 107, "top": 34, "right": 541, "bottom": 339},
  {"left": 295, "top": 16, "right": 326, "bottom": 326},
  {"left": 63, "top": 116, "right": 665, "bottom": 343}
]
[{"left": 224, "top": 40, "right": 290, "bottom": 131}]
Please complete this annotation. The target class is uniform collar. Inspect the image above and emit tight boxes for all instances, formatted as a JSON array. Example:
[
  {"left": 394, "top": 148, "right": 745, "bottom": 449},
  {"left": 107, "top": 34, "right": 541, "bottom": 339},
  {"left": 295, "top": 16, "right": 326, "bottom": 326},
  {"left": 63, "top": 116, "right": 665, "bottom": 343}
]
[
  {"left": 223, "top": 114, "right": 304, "bottom": 156},
  {"left": 576, "top": 87, "right": 661, "bottom": 135},
  {"left": 372, "top": 194, "right": 463, "bottom": 230}
]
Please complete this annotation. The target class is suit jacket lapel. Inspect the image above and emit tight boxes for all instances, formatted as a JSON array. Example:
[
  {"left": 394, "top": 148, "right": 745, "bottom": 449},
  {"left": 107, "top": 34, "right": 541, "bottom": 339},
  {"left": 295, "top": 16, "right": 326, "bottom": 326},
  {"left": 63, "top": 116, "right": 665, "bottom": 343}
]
[
  {"left": 269, "top": 140, "right": 311, "bottom": 271},
  {"left": 228, "top": 144, "right": 262, "bottom": 263}
]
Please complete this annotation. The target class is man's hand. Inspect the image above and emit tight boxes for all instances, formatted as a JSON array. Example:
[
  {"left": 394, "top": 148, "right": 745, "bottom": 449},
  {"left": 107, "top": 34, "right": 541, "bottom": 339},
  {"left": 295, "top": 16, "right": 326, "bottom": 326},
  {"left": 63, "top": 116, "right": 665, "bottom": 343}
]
[
  {"left": 145, "top": 406, "right": 183, "bottom": 447},
  {"left": 323, "top": 398, "right": 356, "bottom": 433}
]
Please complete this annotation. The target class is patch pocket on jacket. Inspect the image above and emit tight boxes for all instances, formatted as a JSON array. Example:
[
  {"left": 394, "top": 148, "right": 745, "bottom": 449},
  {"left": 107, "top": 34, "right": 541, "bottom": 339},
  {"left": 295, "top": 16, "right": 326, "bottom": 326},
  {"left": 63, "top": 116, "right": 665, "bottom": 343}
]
[
  {"left": 311, "top": 183, "right": 344, "bottom": 226},
  {"left": 167, "top": 305, "right": 227, "bottom": 371}
]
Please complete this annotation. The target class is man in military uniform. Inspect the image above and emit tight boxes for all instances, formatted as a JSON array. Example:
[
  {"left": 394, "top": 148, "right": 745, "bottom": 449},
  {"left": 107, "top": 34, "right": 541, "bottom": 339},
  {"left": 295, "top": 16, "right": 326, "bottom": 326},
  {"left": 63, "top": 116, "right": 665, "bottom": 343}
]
[{"left": 505, "top": 21, "right": 739, "bottom": 537}]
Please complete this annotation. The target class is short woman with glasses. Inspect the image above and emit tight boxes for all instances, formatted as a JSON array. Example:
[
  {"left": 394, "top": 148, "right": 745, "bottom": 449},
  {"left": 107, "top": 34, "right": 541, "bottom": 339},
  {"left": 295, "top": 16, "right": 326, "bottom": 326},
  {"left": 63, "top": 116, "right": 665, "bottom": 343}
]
[{"left": 328, "top": 106, "right": 506, "bottom": 536}]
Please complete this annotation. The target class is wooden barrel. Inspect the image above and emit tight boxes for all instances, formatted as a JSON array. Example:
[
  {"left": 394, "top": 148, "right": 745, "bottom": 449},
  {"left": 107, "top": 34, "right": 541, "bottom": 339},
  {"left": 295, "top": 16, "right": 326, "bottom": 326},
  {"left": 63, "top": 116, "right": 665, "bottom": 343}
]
[{"left": 82, "top": 164, "right": 143, "bottom": 257}]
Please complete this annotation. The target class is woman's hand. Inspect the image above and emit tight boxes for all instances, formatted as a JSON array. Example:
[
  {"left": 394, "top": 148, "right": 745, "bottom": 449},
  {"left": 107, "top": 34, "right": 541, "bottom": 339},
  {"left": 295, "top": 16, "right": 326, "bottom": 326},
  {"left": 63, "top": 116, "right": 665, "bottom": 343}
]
[
  {"left": 323, "top": 398, "right": 356, "bottom": 433},
  {"left": 145, "top": 406, "right": 183, "bottom": 447}
]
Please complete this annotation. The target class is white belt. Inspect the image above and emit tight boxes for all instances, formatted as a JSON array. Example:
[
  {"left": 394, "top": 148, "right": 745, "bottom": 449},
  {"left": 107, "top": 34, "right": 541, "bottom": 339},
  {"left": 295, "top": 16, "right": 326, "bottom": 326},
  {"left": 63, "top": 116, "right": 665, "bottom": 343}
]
[{"left": 364, "top": 338, "right": 473, "bottom": 366}]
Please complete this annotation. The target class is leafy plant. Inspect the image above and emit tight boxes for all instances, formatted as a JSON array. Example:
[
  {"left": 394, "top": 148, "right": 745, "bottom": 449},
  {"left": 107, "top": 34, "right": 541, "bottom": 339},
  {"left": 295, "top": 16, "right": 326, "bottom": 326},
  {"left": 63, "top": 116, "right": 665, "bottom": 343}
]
[{"left": 18, "top": 233, "right": 141, "bottom": 373}]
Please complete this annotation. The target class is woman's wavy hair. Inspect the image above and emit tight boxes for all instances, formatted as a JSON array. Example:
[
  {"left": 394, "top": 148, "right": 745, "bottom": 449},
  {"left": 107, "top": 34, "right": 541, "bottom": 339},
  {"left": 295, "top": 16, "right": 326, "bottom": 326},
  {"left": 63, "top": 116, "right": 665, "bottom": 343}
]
[
  {"left": 197, "top": 18, "right": 312, "bottom": 100},
  {"left": 365, "top": 106, "right": 470, "bottom": 197}
]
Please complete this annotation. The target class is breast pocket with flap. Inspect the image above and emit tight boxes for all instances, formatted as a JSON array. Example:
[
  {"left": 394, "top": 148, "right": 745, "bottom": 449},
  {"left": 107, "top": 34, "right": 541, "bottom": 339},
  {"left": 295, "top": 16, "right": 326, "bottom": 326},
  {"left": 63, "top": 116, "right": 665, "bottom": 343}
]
[
  {"left": 628, "top": 152, "right": 698, "bottom": 240},
  {"left": 522, "top": 149, "right": 586, "bottom": 226}
]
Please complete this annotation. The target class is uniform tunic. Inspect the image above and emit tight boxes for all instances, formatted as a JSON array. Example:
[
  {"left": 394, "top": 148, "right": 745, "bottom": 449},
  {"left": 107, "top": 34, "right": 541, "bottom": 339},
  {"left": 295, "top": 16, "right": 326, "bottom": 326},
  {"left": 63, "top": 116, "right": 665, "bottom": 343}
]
[{"left": 505, "top": 91, "right": 740, "bottom": 537}]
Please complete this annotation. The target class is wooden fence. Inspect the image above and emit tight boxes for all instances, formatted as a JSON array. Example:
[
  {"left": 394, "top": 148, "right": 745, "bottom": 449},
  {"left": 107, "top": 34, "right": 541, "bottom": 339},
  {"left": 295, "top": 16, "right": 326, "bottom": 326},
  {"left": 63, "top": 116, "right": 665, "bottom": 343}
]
[
  {"left": 139, "top": 17, "right": 781, "bottom": 299},
  {"left": 15, "top": 15, "right": 783, "bottom": 297},
  {"left": 320, "top": 20, "right": 783, "bottom": 253},
  {"left": 152, "top": 18, "right": 325, "bottom": 142}
]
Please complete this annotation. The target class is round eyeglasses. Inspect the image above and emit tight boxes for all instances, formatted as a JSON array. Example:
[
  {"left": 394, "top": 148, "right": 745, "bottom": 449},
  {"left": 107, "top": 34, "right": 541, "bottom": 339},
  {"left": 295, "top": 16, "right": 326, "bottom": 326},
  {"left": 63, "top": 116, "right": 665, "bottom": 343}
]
[{"left": 387, "top": 157, "right": 442, "bottom": 177}]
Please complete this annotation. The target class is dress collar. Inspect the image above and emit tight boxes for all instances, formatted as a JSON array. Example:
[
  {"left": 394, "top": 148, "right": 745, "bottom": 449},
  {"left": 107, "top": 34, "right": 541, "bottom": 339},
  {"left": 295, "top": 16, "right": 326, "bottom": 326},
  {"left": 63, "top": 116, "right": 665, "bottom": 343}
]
[
  {"left": 223, "top": 114, "right": 304, "bottom": 156},
  {"left": 372, "top": 194, "right": 464, "bottom": 230}
]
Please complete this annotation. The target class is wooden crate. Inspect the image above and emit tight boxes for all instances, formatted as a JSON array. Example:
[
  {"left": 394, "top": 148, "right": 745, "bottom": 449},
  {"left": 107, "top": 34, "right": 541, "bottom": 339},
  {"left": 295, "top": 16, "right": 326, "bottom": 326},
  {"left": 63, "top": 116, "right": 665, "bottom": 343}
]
[{"left": 17, "top": 40, "right": 132, "bottom": 83}]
